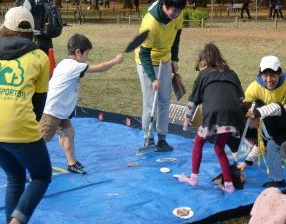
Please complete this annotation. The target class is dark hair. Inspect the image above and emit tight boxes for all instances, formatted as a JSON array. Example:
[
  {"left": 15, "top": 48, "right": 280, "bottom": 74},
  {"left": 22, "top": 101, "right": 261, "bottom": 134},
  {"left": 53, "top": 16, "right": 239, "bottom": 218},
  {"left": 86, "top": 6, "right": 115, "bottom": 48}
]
[
  {"left": 195, "top": 43, "right": 229, "bottom": 72},
  {"left": 0, "top": 21, "right": 33, "bottom": 39},
  {"left": 259, "top": 67, "right": 282, "bottom": 76},
  {"left": 67, "top": 33, "right": 92, "bottom": 55},
  {"left": 163, "top": 0, "right": 187, "bottom": 9}
]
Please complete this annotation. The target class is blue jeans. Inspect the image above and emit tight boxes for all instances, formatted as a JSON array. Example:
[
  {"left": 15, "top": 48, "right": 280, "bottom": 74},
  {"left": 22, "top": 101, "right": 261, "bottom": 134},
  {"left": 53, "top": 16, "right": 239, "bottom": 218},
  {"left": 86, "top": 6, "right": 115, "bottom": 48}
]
[
  {"left": 0, "top": 139, "right": 52, "bottom": 224},
  {"left": 266, "top": 139, "right": 284, "bottom": 181}
]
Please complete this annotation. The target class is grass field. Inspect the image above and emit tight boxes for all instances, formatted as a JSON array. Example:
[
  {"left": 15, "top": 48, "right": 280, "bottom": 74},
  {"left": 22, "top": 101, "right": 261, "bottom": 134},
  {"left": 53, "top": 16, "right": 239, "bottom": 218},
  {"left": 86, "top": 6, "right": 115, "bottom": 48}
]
[
  {"left": 52, "top": 22, "right": 286, "bottom": 224},
  {"left": 53, "top": 21, "right": 286, "bottom": 117}
]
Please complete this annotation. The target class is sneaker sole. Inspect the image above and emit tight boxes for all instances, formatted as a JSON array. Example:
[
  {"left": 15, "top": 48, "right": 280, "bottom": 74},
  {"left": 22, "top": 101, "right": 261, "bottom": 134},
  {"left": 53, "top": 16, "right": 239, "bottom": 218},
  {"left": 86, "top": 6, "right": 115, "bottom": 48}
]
[{"left": 67, "top": 168, "right": 87, "bottom": 175}]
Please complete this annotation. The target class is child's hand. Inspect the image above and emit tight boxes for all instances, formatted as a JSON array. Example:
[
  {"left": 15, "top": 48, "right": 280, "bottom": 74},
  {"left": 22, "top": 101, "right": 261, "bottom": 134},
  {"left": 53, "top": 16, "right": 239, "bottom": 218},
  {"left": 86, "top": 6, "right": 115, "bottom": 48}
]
[
  {"left": 246, "top": 109, "right": 256, "bottom": 119},
  {"left": 237, "top": 162, "right": 247, "bottom": 171},
  {"left": 114, "top": 53, "right": 123, "bottom": 64},
  {"left": 171, "top": 61, "right": 179, "bottom": 73},
  {"left": 183, "top": 117, "right": 192, "bottom": 131}
]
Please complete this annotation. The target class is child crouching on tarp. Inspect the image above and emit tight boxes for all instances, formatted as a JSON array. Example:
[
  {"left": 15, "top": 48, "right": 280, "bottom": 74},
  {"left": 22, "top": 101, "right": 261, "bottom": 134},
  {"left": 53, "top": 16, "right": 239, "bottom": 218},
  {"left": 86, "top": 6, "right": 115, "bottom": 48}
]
[{"left": 177, "top": 43, "right": 245, "bottom": 193}]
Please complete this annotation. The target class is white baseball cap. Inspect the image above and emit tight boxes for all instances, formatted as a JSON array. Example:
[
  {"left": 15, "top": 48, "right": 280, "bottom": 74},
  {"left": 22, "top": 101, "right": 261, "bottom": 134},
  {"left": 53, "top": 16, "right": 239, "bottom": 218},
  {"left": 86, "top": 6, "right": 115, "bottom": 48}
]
[
  {"left": 260, "top": 55, "right": 281, "bottom": 72},
  {"left": 2, "top": 6, "right": 34, "bottom": 33}
]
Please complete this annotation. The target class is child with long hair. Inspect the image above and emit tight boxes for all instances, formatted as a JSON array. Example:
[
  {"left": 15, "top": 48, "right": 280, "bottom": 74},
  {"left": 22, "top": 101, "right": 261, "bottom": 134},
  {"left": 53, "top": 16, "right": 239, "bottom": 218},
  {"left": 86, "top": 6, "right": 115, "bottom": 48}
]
[{"left": 178, "top": 43, "right": 244, "bottom": 193}]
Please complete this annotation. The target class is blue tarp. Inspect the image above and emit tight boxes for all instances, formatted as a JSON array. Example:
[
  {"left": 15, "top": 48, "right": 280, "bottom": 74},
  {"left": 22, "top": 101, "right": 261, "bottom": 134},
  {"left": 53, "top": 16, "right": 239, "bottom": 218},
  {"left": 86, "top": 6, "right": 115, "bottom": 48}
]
[{"left": 0, "top": 117, "right": 285, "bottom": 224}]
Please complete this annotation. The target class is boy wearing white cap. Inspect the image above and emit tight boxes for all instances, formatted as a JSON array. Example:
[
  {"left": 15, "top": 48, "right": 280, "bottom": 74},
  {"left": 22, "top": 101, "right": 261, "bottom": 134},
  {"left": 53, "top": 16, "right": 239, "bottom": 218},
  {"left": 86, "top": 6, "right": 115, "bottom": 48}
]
[
  {"left": 0, "top": 6, "right": 51, "bottom": 224},
  {"left": 244, "top": 55, "right": 286, "bottom": 188}
]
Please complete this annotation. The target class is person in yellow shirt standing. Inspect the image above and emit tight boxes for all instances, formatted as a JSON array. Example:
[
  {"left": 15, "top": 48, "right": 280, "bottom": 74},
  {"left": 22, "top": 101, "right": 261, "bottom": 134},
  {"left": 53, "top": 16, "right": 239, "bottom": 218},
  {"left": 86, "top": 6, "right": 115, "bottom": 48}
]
[
  {"left": 135, "top": 0, "right": 186, "bottom": 151},
  {"left": 0, "top": 7, "right": 51, "bottom": 224}
]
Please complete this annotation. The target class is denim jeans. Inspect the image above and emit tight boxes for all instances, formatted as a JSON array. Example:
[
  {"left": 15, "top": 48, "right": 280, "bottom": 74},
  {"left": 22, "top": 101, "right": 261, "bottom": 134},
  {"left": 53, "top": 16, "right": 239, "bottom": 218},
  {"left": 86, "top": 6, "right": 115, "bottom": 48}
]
[
  {"left": 0, "top": 139, "right": 52, "bottom": 224},
  {"left": 137, "top": 61, "right": 172, "bottom": 139},
  {"left": 266, "top": 139, "right": 284, "bottom": 181}
]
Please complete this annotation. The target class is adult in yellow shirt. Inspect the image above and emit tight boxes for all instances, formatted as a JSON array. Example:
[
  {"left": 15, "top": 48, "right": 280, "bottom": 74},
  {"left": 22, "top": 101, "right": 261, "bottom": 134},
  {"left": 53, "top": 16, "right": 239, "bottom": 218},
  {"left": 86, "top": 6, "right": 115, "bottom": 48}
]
[
  {"left": 245, "top": 55, "right": 286, "bottom": 104},
  {"left": 244, "top": 55, "right": 286, "bottom": 188},
  {"left": 0, "top": 7, "right": 51, "bottom": 224},
  {"left": 135, "top": 0, "right": 186, "bottom": 151}
]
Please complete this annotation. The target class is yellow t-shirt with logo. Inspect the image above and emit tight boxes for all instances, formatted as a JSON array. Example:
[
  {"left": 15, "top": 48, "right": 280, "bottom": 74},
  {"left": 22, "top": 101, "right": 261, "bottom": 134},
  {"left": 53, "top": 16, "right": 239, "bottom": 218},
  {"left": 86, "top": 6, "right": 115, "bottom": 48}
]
[
  {"left": 0, "top": 49, "right": 49, "bottom": 143},
  {"left": 135, "top": 12, "right": 183, "bottom": 66}
]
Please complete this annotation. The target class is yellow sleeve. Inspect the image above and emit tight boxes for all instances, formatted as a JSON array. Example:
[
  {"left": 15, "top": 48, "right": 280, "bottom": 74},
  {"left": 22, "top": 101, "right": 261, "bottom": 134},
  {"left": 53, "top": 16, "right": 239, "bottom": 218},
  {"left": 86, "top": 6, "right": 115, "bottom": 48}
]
[
  {"left": 140, "top": 13, "right": 157, "bottom": 49},
  {"left": 244, "top": 81, "right": 259, "bottom": 102},
  {"left": 176, "top": 13, "right": 184, "bottom": 29},
  {"left": 35, "top": 52, "right": 50, "bottom": 93}
]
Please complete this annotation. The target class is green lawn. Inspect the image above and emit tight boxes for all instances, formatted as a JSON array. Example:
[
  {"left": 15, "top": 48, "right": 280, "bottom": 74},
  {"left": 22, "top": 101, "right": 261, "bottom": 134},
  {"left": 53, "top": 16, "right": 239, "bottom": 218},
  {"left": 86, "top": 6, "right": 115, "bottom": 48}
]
[{"left": 53, "top": 22, "right": 286, "bottom": 117}]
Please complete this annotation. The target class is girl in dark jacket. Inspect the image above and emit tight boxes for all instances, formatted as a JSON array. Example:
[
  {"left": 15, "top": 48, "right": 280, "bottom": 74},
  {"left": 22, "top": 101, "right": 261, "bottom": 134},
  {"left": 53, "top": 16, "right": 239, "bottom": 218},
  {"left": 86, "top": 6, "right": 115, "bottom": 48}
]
[{"left": 178, "top": 43, "right": 244, "bottom": 193}]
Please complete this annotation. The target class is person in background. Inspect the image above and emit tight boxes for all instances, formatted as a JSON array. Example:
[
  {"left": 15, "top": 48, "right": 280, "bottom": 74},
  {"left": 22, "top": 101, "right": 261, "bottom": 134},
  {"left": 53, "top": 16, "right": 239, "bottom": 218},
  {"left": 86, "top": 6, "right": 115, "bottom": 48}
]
[
  {"left": 40, "top": 33, "right": 123, "bottom": 174},
  {"left": 273, "top": 0, "right": 283, "bottom": 20},
  {"left": 16, "top": 0, "right": 62, "bottom": 78},
  {"left": 135, "top": 0, "right": 186, "bottom": 152},
  {"left": 241, "top": 0, "right": 251, "bottom": 19},
  {"left": 0, "top": 7, "right": 51, "bottom": 224},
  {"left": 134, "top": 0, "right": 140, "bottom": 12},
  {"left": 269, "top": 0, "right": 276, "bottom": 18},
  {"left": 104, "top": 0, "right": 110, "bottom": 8},
  {"left": 178, "top": 43, "right": 244, "bottom": 193},
  {"left": 15, "top": 0, "right": 54, "bottom": 54}
]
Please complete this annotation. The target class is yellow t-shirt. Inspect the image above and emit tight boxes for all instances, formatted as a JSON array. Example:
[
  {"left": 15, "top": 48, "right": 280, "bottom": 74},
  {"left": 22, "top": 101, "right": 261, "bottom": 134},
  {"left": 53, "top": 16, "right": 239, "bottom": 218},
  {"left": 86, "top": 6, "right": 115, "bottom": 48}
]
[
  {"left": 244, "top": 77, "right": 286, "bottom": 104},
  {"left": 135, "top": 12, "right": 183, "bottom": 66},
  {"left": 0, "top": 49, "right": 49, "bottom": 143}
]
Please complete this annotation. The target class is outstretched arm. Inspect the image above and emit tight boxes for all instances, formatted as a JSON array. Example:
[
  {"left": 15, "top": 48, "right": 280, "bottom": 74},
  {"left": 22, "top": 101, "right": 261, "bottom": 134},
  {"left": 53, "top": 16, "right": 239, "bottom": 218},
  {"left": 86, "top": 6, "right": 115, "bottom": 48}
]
[
  {"left": 247, "top": 103, "right": 284, "bottom": 119},
  {"left": 237, "top": 143, "right": 259, "bottom": 171},
  {"left": 86, "top": 54, "right": 123, "bottom": 73}
]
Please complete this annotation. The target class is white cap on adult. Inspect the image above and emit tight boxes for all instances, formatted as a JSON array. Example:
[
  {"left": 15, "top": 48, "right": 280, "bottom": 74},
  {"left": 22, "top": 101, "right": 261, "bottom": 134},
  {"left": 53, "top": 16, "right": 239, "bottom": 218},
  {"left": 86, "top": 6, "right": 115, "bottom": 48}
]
[
  {"left": 2, "top": 6, "right": 34, "bottom": 33},
  {"left": 260, "top": 55, "right": 281, "bottom": 72}
]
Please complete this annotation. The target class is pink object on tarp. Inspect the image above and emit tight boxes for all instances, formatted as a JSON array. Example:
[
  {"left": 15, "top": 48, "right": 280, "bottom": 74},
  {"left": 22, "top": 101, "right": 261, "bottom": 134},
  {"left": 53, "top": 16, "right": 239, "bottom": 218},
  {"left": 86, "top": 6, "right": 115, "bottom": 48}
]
[{"left": 249, "top": 187, "right": 286, "bottom": 224}]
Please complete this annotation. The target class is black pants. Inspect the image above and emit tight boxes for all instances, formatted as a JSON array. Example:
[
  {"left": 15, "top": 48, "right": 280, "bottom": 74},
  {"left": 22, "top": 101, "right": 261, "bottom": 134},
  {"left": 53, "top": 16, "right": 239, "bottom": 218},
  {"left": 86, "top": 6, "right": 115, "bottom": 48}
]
[
  {"left": 273, "top": 8, "right": 283, "bottom": 18},
  {"left": 241, "top": 6, "right": 251, "bottom": 19}
]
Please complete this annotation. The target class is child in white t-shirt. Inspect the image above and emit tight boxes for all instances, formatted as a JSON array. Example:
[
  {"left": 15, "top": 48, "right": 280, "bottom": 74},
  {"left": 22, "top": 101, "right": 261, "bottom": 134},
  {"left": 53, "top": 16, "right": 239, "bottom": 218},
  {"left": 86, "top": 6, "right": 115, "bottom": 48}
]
[{"left": 40, "top": 33, "right": 123, "bottom": 174}]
